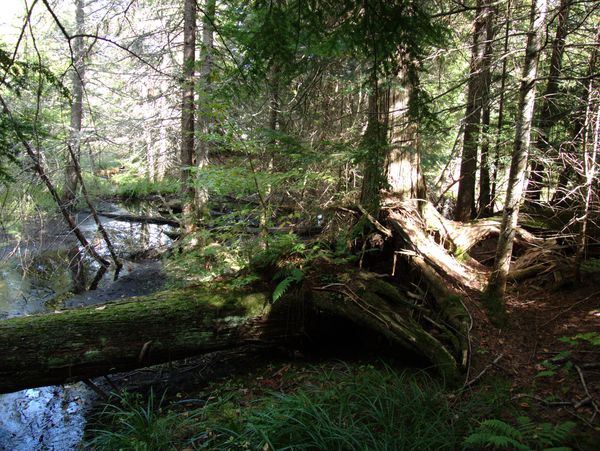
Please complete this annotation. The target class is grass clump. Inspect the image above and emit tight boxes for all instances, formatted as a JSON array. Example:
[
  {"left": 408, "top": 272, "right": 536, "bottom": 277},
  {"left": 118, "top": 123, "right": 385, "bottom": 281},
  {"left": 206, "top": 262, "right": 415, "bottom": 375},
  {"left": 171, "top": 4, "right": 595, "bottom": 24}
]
[{"left": 85, "top": 390, "right": 193, "bottom": 451}]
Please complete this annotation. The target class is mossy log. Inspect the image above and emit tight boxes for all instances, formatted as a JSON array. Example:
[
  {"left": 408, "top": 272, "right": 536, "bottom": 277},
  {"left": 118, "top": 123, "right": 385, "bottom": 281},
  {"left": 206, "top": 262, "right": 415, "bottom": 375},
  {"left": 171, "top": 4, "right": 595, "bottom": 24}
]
[
  {"left": 0, "top": 287, "right": 296, "bottom": 394},
  {"left": 307, "top": 271, "right": 466, "bottom": 384},
  {"left": 0, "top": 268, "right": 469, "bottom": 393}
]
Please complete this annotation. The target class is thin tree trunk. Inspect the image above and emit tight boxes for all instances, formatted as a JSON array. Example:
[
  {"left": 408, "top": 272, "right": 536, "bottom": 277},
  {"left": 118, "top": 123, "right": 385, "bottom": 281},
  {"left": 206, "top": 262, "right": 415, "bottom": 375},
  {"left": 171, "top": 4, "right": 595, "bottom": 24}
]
[
  {"left": 456, "top": 1, "right": 493, "bottom": 221},
  {"left": 485, "top": 0, "right": 548, "bottom": 322},
  {"left": 67, "top": 144, "right": 122, "bottom": 271},
  {"left": 527, "top": 0, "right": 571, "bottom": 203},
  {"left": 181, "top": 0, "right": 197, "bottom": 230},
  {"left": 258, "top": 64, "right": 280, "bottom": 242},
  {"left": 194, "top": 0, "right": 216, "bottom": 214},
  {"left": 478, "top": 3, "right": 496, "bottom": 216},
  {"left": 574, "top": 103, "right": 599, "bottom": 281},
  {"left": 552, "top": 25, "right": 599, "bottom": 206},
  {"left": 0, "top": 95, "right": 109, "bottom": 269},
  {"left": 574, "top": 29, "right": 600, "bottom": 279},
  {"left": 64, "top": 0, "right": 85, "bottom": 209},
  {"left": 491, "top": 0, "right": 512, "bottom": 205}
]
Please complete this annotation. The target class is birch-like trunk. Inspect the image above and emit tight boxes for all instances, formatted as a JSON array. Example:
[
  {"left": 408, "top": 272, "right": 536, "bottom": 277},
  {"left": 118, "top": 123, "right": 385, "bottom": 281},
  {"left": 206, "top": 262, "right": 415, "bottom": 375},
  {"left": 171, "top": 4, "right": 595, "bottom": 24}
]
[{"left": 485, "top": 0, "right": 548, "bottom": 319}]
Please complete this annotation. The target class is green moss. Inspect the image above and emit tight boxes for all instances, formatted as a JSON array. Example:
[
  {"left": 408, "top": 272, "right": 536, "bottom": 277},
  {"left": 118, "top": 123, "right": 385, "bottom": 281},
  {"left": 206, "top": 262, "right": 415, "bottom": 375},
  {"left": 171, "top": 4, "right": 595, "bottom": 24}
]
[
  {"left": 481, "top": 290, "right": 508, "bottom": 328},
  {"left": 83, "top": 349, "right": 103, "bottom": 362}
]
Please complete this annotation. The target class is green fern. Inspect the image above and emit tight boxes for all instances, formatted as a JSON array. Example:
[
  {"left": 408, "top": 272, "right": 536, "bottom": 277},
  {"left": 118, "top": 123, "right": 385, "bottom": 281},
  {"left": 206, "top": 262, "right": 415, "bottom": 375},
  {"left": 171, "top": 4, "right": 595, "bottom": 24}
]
[
  {"left": 272, "top": 268, "right": 304, "bottom": 302},
  {"left": 464, "top": 431, "right": 529, "bottom": 450},
  {"left": 464, "top": 417, "right": 575, "bottom": 450}
]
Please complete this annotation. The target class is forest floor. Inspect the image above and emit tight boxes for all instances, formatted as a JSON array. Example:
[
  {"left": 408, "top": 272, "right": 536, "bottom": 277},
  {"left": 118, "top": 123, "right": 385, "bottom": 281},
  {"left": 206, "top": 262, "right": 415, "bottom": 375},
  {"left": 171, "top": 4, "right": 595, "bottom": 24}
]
[{"left": 467, "top": 271, "right": 600, "bottom": 442}]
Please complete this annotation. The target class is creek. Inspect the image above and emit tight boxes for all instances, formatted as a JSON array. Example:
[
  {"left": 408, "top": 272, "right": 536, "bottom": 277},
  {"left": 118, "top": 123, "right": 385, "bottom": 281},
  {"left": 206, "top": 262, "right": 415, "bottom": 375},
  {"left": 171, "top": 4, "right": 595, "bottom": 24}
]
[{"left": 0, "top": 201, "right": 176, "bottom": 450}]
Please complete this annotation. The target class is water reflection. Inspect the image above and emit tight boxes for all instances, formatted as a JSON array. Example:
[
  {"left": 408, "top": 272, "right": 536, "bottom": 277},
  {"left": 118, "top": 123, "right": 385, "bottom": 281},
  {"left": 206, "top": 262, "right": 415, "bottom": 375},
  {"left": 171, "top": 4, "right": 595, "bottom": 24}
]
[
  {"left": 0, "top": 384, "right": 96, "bottom": 451},
  {"left": 0, "top": 202, "right": 175, "bottom": 449}
]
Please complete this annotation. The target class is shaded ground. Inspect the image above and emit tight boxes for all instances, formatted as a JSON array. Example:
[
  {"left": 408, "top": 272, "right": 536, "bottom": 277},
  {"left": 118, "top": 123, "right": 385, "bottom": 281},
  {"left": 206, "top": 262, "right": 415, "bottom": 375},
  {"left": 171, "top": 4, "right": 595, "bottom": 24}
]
[{"left": 466, "top": 272, "right": 600, "bottom": 444}]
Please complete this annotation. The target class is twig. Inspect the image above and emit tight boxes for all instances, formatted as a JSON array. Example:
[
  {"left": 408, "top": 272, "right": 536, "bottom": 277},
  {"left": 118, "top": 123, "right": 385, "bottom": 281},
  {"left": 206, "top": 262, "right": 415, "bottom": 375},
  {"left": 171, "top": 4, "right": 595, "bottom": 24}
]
[
  {"left": 463, "top": 354, "right": 504, "bottom": 388},
  {"left": 541, "top": 290, "right": 600, "bottom": 327},
  {"left": 511, "top": 393, "right": 573, "bottom": 406},
  {"left": 82, "top": 378, "right": 109, "bottom": 401},
  {"left": 575, "top": 364, "right": 600, "bottom": 421},
  {"left": 357, "top": 204, "right": 392, "bottom": 237}
]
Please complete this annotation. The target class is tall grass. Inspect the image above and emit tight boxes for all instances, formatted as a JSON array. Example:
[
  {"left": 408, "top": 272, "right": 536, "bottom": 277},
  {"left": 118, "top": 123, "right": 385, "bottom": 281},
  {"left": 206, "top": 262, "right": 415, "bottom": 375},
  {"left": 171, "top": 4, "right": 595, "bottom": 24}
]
[
  {"left": 86, "top": 390, "right": 192, "bottom": 451},
  {"left": 85, "top": 363, "right": 515, "bottom": 450},
  {"left": 194, "top": 364, "right": 477, "bottom": 450}
]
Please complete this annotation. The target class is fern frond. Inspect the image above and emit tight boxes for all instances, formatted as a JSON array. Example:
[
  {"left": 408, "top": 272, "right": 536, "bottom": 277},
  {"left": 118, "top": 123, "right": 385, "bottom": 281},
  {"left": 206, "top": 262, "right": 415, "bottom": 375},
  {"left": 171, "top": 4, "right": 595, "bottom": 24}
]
[
  {"left": 273, "top": 277, "right": 294, "bottom": 302},
  {"left": 479, "top": 419, "right": 524, "bottom": 440}
]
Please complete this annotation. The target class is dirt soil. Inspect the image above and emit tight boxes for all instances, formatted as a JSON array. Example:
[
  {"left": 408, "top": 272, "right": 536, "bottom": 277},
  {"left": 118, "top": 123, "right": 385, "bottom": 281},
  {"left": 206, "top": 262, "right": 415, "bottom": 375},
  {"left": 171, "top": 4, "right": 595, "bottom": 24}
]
[{"left": 466, "top": 272, "right": 600, "bottom": 441}]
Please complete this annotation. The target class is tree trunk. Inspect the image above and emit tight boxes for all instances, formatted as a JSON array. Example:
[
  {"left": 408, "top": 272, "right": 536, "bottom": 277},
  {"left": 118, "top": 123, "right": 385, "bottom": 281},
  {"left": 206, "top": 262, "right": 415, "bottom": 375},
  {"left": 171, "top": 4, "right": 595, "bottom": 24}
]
[
  {"left": 386, "top": 70, "right": 426, "bottom": 202},
  {"left": 360, "top": 72, "right": 388, "bottom": 215},
  {"left": 455, "top": 0, "right": 490, "bottom": 221},
  {"left": 478, "top": 2, "right": 496, "bottom": 216},
  {"left": 573, "top": 27, "right": 600, "bottom": 280},
  {"left": 491, "top": 0, "right": 512, "bottom": 205},
  {"left": 181, "top": 0, "right": 197, "bottom": 230},
  {"left": 527, "top": 0, "right": 571, "bottom": 203},
  {"left": 64, "top": 0, "right": 85, "bottom": 209},
  {"left": 0, "top": 288, "right": 282, "bottom": 394},
  {"left": 0, "top": 258, "right": 470, "bottom": 393},
  {"left": 485, "top": 0, "right": 548, "bottom": 321},
  {"left": 194, "top": 0, "right": 216, "bottom": 214},
  {"left": 552, "top": 25, "right": 599, "bottom": 206}
]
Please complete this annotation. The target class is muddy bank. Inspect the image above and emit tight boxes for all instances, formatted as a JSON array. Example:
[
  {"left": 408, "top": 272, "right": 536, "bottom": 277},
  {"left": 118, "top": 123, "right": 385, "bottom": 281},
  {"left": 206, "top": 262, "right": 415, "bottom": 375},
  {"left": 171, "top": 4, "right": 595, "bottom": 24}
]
[{"left": 63, "top": 260, "right": 166, "bottom": 308}]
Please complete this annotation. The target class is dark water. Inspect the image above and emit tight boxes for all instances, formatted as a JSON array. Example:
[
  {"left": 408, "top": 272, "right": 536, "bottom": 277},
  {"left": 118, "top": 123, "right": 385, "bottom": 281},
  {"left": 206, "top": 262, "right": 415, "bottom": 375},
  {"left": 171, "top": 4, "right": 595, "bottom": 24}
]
[{"left": 0, "top": 203, "right": 175, "bottom": 450}]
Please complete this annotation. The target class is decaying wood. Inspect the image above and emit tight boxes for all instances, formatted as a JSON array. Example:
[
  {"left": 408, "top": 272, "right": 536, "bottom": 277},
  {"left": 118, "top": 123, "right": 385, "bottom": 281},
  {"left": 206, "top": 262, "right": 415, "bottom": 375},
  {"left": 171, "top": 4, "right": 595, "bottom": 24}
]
[
  {"left": 0, "top": 260, "right": 471, "bottom": 392},
  {"left": 0, "top": 287, "right": 291, "bottom": 394},
  {"left": 382, "top": 199, "right": 567, "bottom": 290},
  {"left": 309, "top": 269, "right": 466, "bottom": 383}
]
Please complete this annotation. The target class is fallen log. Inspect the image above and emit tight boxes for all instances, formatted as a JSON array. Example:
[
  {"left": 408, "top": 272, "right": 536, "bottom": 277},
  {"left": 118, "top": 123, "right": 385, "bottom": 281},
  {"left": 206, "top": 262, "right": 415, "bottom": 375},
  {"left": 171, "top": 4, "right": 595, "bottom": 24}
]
[
  {"left": 0, "top": 287, "right": 294, "bottom": 394},
  {"left": 94, "top": 211, "right": 181, "bottom": 227},
  {"left": 0, "top": 262, "right": 469, "bottom": 393}
]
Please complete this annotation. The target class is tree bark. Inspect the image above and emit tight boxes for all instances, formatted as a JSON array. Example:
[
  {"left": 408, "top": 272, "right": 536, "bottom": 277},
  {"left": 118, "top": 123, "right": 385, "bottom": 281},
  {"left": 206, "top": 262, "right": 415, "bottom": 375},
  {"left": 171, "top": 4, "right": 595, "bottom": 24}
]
[
  {"left": 360, "top": 72, "right": 388, "bottom": 215},
  {"left": 386, "top": 70, "right": 426, "bottom": 202},
  {"left": 0, "top": 262, "right": 470, "bottom": 393},
  {"left": 64, "top": 0, "right": 85, "bottom": 209},
  {"left": 478, "top": 2, "right": 496, "bottom": 217},
  {"left": 181, "top": 0, "right": 197, "bottom": 229},
  {"left": 491, "top": 0, "right": 512, "bottom": 206},
  {"left": 0, "top": 288, "right": 284, "bottom": 394},
  {"left": 455, "top": 0, "right": 490, "bottom": 221},
  {"left": 485, "top": 0, "right": 548, "bottom": 321},
  {"left": 527, "top": 0, "right": 571, "bottom": 203},
  {"left": 194, "top": 0, "right": 216, "bottom": 214}
]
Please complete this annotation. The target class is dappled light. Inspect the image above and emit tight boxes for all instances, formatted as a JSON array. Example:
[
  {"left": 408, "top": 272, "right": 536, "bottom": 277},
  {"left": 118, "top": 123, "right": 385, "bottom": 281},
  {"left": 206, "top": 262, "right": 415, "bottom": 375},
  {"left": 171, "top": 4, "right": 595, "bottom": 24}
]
[{"left": 0, "top": 0, "right": 599, "bottom": 448}]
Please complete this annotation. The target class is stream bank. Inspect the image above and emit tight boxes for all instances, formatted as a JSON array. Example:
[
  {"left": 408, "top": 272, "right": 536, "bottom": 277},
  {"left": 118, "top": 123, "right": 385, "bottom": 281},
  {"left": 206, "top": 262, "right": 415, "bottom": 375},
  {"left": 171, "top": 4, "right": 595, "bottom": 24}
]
[{"left": 0, "top": 201, "right": 175, "bottom": 450}]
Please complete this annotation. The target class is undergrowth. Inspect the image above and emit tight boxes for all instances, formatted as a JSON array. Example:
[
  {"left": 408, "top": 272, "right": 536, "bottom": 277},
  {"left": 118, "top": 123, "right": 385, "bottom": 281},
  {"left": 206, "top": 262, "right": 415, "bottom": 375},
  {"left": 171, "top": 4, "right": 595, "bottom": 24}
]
[{"left": 82, "top": 362, "right": 574, "bottom": 451}]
